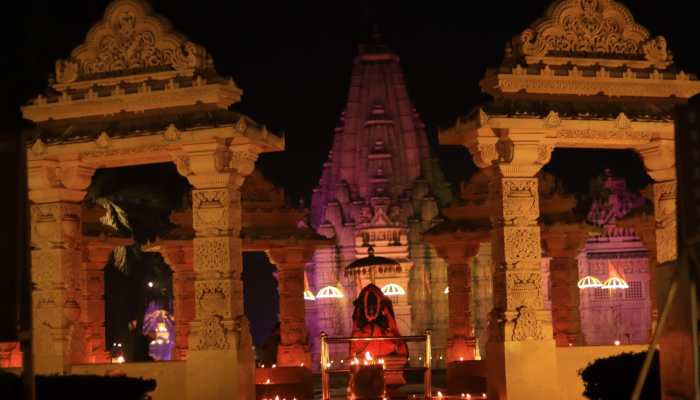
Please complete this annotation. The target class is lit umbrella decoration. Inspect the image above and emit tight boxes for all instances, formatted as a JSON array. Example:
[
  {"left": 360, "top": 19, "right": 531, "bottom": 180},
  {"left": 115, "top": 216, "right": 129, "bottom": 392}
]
[
  {"left": 577, "top": 276, "right": 603, "bottom": 289},
  {"left": 380, "top": 283, "right": 406, "bottom": 296},
  {"left": 601, "top": 276, "right": 629, "bottom": 290},
  {"left": 578, "top": 261, "right": 628, "bottom": 291},
  {"left": 143, "top": 301, "right": 175, "bottom": 361},
  {"left": 316, "top": 285, "right": 344, "bottom": 299}
]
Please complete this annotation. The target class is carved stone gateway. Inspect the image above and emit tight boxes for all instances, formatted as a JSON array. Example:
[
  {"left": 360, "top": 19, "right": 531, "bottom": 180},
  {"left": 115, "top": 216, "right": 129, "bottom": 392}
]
[
  {"left": 20, "top": 1, "right": 283, "bottom": 399},
  {"left": 439, "top": 0, "right": 700, "bottom": 398}
]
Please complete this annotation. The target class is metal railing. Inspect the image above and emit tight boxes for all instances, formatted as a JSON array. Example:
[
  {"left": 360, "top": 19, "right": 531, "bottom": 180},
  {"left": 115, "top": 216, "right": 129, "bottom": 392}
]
[{"left": 320, "top": 330, "right": 432, "bottom": 400}]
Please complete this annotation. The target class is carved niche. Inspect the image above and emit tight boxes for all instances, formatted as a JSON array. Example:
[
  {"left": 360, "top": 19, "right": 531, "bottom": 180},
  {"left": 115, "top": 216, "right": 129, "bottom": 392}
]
[
  {"left": 514, "top": 0, "right": 672, "bottom": 66},
  {"left": 55, "top": 0, "right": 211, "bottom": 84}
]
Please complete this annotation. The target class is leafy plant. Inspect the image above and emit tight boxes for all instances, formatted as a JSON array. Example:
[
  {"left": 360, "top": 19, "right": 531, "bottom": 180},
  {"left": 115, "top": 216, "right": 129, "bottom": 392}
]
[{"left": 580, "top": 351, "right": 659, "bottom": 400}]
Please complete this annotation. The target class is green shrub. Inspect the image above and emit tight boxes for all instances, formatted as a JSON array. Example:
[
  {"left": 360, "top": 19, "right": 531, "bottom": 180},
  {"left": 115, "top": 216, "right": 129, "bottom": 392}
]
[{"left": 580, "top": 351, "right": 659, "bottom": 400}]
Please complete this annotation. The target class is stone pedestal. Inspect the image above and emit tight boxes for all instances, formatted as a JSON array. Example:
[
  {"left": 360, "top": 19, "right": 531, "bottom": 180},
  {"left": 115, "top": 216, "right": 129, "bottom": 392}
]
[{"left": 28, "top": 159, "right": 95, "bottom": 374}]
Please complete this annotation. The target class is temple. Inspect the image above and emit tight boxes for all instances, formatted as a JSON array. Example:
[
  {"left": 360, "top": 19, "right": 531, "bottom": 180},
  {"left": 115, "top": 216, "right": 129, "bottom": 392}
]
[
  {"left": 307, "top": 33, "right": 452, "bottom": 368},
  {"left": 3, "top": 0, "right": 700, "bottom": 399}
]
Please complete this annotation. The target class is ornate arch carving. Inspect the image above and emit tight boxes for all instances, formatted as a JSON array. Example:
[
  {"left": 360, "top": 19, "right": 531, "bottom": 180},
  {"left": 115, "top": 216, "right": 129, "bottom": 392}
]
[
  {"left": 513, "top": 0, "right": 672, "bottom": 67},
  {"left": 55, "top": 0, "right": 212, "bottom": 84}
]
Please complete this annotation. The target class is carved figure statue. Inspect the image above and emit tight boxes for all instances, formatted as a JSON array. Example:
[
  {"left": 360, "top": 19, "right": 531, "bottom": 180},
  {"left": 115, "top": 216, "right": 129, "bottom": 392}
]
[{"left": 350, "top": 284, "right": 408, "bottom": 358}]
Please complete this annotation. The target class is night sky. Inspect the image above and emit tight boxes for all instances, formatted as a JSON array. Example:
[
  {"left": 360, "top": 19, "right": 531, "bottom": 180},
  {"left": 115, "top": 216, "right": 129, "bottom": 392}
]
[{"left": 2, "top": 1, "right": 699, "bottom": 343}]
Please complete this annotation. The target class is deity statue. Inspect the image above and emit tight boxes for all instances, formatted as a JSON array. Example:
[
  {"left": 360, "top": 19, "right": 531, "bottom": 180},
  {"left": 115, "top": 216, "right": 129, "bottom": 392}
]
[{"left": 350, "top": 284, "right": 408, "bottom": 358}]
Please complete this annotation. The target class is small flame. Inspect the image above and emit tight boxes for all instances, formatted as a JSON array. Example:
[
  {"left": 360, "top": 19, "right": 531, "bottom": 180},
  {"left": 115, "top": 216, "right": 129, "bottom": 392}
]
[
  {"left": 437, "top": 391, "right": 444, "bottom": 398},
  {"left": 116, "top": 356, "right": 125, "bottom": 364},
  {"left": 365, "top": 352, "right": 373, "bottom": 361},
  {"left": 265, "top": 379, "right": 271, "bottom": 384},
  {"left": 272, "top": 364, "right": 277, "bottom": 368}
]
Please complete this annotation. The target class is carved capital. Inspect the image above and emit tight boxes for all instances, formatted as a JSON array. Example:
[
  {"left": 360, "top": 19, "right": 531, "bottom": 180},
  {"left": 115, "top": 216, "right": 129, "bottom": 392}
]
[
  {"left": 541, "top": 225, "right": 589, "bottom": 259},
  {"left": 27, "top": 159, "right": 95, "bottom": 203},
  {"left": 495, "top": 132, "right": 554, "bottom": 177},
  {"left": 433, "top": 236, "right": 480, "bottom": 265},
  {"left": 31, "top": 203, "right": 82, "bottom": 250},
  {"left": 266, "top": 247, "right": 315, "bottom": 269},
  {"left": 637, "top": 140, "right": 676, "bottom": 182}
]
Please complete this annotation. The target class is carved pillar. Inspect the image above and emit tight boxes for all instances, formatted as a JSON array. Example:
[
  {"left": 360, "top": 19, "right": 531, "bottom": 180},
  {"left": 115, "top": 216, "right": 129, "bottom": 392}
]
[
  {"left": 175, "top": 139, "right": 261, "bottom": 400},
  {"left": 467, "top": 132, "right": 556, "bottom": 399},
  {"left": 639, "top": 140, "right": 690, "bottom": 400},
  {"left": 434, "top": 239, "right": 480, "bottom": 362},
  {"left": 82, "top": 241, "right": 112, "bottom": 363},
  {"left": 267, "top": 246, "right": 314, "bottom": 368},
  {"left": 633, "top": 218, "right": 658, "bottom": 333},
  {"left": 27, "top": 159, "right": 95, "bottom": 374},
  {"left": 541, "top": 226, "right": 588, "bottom": 346},
  {"left": 161, "top": 244, "right": 195, "bottom": 361}
]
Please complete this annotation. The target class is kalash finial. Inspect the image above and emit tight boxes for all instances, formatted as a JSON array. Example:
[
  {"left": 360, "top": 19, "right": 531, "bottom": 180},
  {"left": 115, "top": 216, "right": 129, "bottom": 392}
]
[{"left": 367, "top": 245, "right": 375, "bottom": 257}]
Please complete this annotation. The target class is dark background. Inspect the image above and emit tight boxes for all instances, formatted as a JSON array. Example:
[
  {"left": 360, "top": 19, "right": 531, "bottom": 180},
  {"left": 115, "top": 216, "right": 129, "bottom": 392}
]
[{"left": 1, "top": 0, "right": 699, "bottom": 343}]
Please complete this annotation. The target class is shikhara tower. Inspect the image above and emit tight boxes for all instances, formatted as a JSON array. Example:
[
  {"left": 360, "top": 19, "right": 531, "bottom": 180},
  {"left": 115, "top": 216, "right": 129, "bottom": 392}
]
[{"left": 306, "top": 35, "right": 453, "bottom": 366}]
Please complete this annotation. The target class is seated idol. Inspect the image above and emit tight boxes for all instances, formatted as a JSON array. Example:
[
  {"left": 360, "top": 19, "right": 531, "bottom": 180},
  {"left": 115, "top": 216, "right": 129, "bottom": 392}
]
[{"left": 350, "top": 284, "right": 408, "bottom": 358}]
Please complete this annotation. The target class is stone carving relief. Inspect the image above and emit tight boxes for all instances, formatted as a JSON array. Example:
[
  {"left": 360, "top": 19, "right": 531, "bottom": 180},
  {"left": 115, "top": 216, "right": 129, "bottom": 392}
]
[
  {"left": 193, "top": 237, "right": 231, "bottom": 275},
  {"left": 196, "top": 280, "right": 232, "bottom": 319},
  {"left": 194, "top": 316, "right": 229, "bottom": 351},
  {"left": 56, "top": 0, "right": 211, "bottom": 83},
  {"left": 31, "top": 203, "right": 82, "bottom": 249},
  {"left": 162, "top": 124, "right": 180, "bottom": 142},
  {"left": 654, "top": 180, "right": 677, "bottom": 263},
  {"left": 516, "top": 0, "right": 671, "bottom": 65},
  {"left": 95, "top": 131, "right": 112, "bottom": 149},
  {"left": 503, "top": 227, "right": 541, "bottom": 264},
  {"left": 192, "top": 189, "right": 237, "bottom": 234},
  {"left": 501, "top": 179, "right": 539, "bottom": 224},
  {"left": 544, "top": 110, "right": 562, "bottom": 128},
  {"left": 511, "top": 306, "right": 544, "bottom": 341},
  {"left": 505, "top": 271, "right": 543, "bottom": 309},
  {"left": 558, "top": 128, "right": 652, "bottom": 142}
]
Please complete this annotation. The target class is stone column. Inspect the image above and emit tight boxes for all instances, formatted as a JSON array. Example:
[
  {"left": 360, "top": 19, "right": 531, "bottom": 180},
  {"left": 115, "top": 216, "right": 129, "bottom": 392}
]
[
  {"left": 175, "top": 139, "right": 261, "bottom": 400},
  {"left": 82, "top": 241, "right": 113, "bottom": 363},
  {"left": 161, "top": 244, "right": 195, "bottom": 361},
  {"left": 639, "top": 140, "right": 690, "bottom": 400},
  {"left": 27, "top": 159, "right": 95, "bottom": 374},
  {"left": 267, "top": 246, "right": 314, "bottom": 368},
  {"left": 632, "top": 217, "right": 658, "bottom": 334},
  {"left": 542, "top": 226, "right": 588, "bottom": 346},
  {"left": 434, "top": 239, "right": 480, "bottom": 362},
  {"left": 467, "top": 132, "right": 556, "bottom": 399}
]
